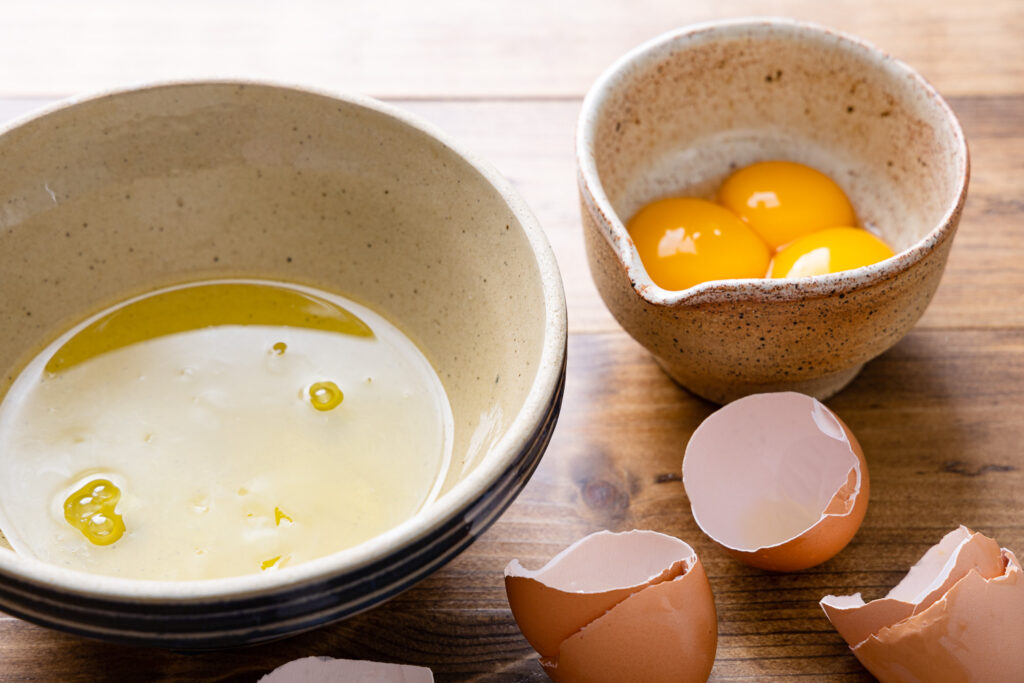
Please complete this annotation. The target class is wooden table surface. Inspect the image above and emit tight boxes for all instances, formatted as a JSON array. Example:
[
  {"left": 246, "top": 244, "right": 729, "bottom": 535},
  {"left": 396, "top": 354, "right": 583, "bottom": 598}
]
[{"left": 1, "top": 1, "right": 1023, "bottom": 680}]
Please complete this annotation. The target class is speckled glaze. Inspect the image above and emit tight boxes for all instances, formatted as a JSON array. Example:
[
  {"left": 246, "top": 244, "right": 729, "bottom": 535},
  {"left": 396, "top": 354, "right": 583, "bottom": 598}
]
[
  {"left": 0, "top": 82, "right": 567, "bottom": 647},
  {"left": 577, "top": 19, "right": 969, "bottom": 403}
]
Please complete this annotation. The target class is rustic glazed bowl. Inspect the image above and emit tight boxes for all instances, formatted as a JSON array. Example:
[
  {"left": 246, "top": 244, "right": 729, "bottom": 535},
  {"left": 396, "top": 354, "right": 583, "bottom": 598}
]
[
  {"left": 577, "top": 19, "right": 969, "bottom": 403},
  {"left": 0, "top": 82, "right": 567, "bottom": 648}
]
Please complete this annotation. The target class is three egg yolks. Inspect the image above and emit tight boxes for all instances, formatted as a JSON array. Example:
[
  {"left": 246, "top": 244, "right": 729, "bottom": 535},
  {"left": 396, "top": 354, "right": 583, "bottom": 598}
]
[{"left": 627, "top": 161, "right": 894, "bottom": 290}]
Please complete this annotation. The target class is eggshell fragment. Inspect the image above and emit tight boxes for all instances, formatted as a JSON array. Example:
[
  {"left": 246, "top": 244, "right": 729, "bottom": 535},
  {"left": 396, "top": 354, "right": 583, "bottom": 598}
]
[
  {"left": 259, "top": 656, "right": 433, "bottom": 682},
  {"left": 682, "top": 392, "right": 868, "bottom": 571},
  {"left": 505, "top": 530, "right": 717, "bottom": 683},
  {"left": 821, "top": 526, "right": 1024, "bottom": 682}
]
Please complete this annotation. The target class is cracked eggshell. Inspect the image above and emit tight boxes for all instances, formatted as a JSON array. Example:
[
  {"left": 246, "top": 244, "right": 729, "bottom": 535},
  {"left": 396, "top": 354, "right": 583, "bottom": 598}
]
[
  {"left": 682, "top": 392, "right": 868, "bottom": 571},
  {"left": 505, "top": 530, "right": 717, "bottom": 683},
  {"left": 504, "top": 530, "right": 688, "bottom": 657},
  {"left": 821, "top": 526, "right": 1024, "bottom": 682},
  {"left": 259, "top": 656, "right": 433, "bottom": 682}
]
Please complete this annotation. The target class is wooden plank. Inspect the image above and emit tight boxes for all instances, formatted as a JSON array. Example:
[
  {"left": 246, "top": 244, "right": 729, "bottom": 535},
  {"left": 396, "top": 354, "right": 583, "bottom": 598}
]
[
  {"left": 3, "top": 95, "right": 1022, "bottom": 335},
  {"left": 1, "top": 327, "right": 1021, "bottom": 680},
  {"left": 0, "top": 0, "right": 1020, "bottom": 678},
  {"left": 0, "top": 0, "right": 1020, "bottom": 99}
]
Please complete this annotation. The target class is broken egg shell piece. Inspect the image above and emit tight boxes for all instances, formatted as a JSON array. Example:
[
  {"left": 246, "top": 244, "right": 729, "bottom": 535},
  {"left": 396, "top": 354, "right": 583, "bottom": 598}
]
[
  {"left": 541, "top": 554, "right": 717, "bottom": 683},
  {"left": 683, "top": 392, "right": 868, "bottom": 572},
  {"left": 259, "top": 656, "right": 434, "bottom": 682},
  {"left": 821, "top": 526, "right": 1002, "bottom": 645},
  {"left": 820, "top": 526, "right": 1024, "bottom": 682},
  {"left": 504, "top": 530, "right": 696, "bottom": 658}
]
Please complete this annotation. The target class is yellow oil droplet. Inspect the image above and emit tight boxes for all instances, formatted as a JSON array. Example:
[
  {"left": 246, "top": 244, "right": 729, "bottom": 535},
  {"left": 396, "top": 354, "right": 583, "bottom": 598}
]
[
  {"left": 261, "top": 555, "right": 281, "bottom": 570},
  {"left": 272, "top": 341, "right": 287, "bottom": 355},
  {"left": 63, "top": 479, "right": 125, "bottom": 546},
  {"left": 309, "top": 381, "right": 343, "bottom": 411},
  {"left": 274, "top": 507, "right": 293, "bottom": 526}
]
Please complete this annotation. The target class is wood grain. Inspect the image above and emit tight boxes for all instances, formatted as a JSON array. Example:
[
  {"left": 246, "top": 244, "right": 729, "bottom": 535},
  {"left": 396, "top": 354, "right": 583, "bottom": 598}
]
[
  {"left": 0, "top": 0, "right": 1021, "bottom": 98},
  {"left": 1, "top": 3, "right": 1023, "bottom": 679}
]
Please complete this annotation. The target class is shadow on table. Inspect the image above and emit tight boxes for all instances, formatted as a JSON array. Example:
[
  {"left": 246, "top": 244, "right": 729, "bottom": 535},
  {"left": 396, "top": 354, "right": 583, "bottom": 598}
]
[
  {"left": 831, "top": 328, "right": 1021, "bottom": 561},
  {"left": 1, "top": 590, "right": 542, "bottom": 682}
]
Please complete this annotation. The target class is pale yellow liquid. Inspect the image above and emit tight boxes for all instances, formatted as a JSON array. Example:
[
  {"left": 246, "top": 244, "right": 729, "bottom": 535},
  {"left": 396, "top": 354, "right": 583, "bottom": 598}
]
[
  {"left": 0, "top": 280, "right": 452, "bottom": 580},
  {"left": 738, "top": 497, "right": 822, "bottom": 549}
]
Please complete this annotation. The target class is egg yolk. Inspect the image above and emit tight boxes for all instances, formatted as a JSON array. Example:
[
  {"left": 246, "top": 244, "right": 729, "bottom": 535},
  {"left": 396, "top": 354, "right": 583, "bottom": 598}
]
[
  {"left": 63, "top": 479, "right": 125, "bottom": 546},
  {"left": 769, "top": 227, "right": 895, "bottom": 278},
  {"left": 627, "top": 197, "right": 771, "bottom": 290},
  {"left": 309, "top": 381, "right": 344, "bottom": 411},
  {"left": 718, "top": 161, "right": 857, "bottom": 250},
  {"left": 274, "top": 506, "right": 293, "bottom": 526}
]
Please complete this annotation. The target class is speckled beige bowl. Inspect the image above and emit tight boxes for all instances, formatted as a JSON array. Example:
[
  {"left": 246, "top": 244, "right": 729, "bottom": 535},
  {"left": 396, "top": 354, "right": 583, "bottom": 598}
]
[
  {"left": 0, "top": 81, "right": 566, "bottom": 648},
  {"left": 578, "top": 19, "right": 969, "bottom": 403}
]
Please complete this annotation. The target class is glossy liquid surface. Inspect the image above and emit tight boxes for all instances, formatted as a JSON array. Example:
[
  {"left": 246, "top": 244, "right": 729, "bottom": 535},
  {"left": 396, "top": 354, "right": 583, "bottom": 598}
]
[{"left": 0, "top": 280, "right": 452, "bottom": 580}]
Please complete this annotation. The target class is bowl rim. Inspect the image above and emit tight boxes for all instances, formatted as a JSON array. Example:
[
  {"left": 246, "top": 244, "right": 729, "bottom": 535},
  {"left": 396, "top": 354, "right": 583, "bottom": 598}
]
[
  {"left": 576, "top": 17, "right": 970, "bottom": 306},
  {"left": 0, "top": 79, "right": 568, "bottom": 601}
]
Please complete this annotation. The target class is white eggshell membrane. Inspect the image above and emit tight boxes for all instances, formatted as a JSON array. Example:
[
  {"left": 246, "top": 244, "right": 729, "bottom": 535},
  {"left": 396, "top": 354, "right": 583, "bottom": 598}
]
[
  {"left": 259, "top": 656, "right": 433, "bottom": 682},
  {"left": 503, "top": 530, "right": 697, "bottom": 657},
  {"left": 821, "top": 526, "right": 1024, "bottom": 681},
  {"left": 683, "top": 392, "right": 864, "bottom": 553},
  {"left": 506, "top": 529, "right": 692, "bottom": 591}
]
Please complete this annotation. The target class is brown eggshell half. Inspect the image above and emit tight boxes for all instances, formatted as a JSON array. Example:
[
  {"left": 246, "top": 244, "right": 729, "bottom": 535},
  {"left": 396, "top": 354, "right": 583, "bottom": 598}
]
[
  {"left": 541, "top": 555, "right": 717, "bottom": 683},
  {"left": 820, "top": 526, "right": 1024, "bottom": 681},
  {"left": 259, "top": 656, "right": 434, "bottom": 682},
  {"left": 504, "top": 530, "right": 695, "bottom": 657},
  {"left": 683, "top": 392, "right": 868, "bottom": 571}
]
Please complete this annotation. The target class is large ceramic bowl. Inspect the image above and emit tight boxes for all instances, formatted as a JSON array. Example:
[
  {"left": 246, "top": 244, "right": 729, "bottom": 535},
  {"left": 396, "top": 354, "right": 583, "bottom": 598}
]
[
  {"left": 0, "top": 82, "right": 567, "bottom": 648},
  {"left": 578, "top": 19, "right": 969, "bottom": 404}
]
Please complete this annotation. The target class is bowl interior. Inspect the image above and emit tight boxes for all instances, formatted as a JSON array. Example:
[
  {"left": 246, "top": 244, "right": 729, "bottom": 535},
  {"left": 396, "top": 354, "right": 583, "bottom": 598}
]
[
  {"left": 585, "top": 20, "right": 966, "bottom": 261},
  {"left": 0, "top": 83, "right": 558, "bottom": 577}
]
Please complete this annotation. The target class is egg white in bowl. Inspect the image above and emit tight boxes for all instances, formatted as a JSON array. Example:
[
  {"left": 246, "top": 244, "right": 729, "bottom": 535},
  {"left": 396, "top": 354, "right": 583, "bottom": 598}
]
[{"left": 0, "top": 81, "right": 566, "bottom": 648}]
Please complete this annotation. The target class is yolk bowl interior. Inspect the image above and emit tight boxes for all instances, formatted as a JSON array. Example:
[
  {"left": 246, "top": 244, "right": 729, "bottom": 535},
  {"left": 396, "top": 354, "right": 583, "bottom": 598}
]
[{"left": 577, "top": 19, "right": 969, "bottom": 403}]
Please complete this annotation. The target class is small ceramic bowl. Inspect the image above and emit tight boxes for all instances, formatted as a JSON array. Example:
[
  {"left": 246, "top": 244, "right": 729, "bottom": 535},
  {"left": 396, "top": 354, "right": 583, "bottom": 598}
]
[
  {"left": 577, "top": 19, "right": 969, "bottom": 404},
  {"left": 0, "top": 81, "right": 567, "bottom": 648}
]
